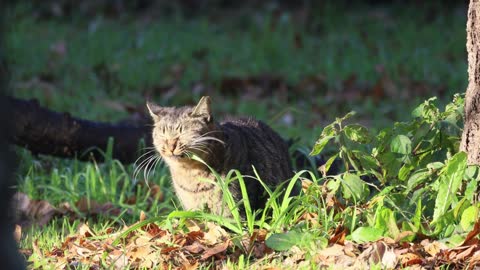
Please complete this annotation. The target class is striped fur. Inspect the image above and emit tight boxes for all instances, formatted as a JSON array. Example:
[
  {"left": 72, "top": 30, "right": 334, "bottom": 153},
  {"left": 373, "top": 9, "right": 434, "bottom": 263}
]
[{"left": 147, "top": 96, "right": 296, "bottom": 217}]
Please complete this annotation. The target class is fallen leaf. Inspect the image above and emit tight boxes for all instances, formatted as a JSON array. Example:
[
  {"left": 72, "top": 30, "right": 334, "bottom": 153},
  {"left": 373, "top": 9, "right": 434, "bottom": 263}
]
[
  {"left": 422, "top": 239, "right": 447, "bottom": 256},
  {"left": 455, "top": 245, "right": 475, "bottom": 261},
  {"left": 381, "top": 247, "right": 398, "bottom": 269},
  {"left": 140, "top": 211, "right": 147, "bottom": 222},
  {"left": 32, "top": 240, "right": 43, "bottom": 259},
  {"left": 399, "top": 252, "right": 423, "bottom": 267},
  {"left": 14, "top": 224, "right": 21, "bottom": 243},
  {"left": 469, "top": 250, "right": 480, "bottom": 264},
  {"left": 185, "top": 231, "right": 204, "bottom": 245},
  {"left": 127, "top": 245, "right": 152, "bottom": 262},
  {"left": 252, "top": 242, "right": 271, "bottom": 259},
  {"left": 201, "top": 241, "right": 230, "bottom": 260},
  {"left": 78, "top": 223, "right": 95, "bottom": 237},
  {"left": 203, "top": 222, "right": 229, "bottom": 245},
  {"left": 142, "top": 222, "right": 165, "bottom": 238},
  {"left": 329, "top": 226, "right": 348, "bottom": 245},
  {"left": 317, "top": 243, "right": 345, "bottom": 258},
  {"left": 462, "top": 220, "right": 480, "bottom": 246},
  {"left": 13, "top": 192, "right": 59, "bottom": 227},
  {"left": 109, "top": 253, "right": 129, "bottom": 269},
  {"left": 394, "top": 231, "right": 415, "bottom": 243},
  {"left": 184, "top": 241, "right": 205, "bottom": 254}
]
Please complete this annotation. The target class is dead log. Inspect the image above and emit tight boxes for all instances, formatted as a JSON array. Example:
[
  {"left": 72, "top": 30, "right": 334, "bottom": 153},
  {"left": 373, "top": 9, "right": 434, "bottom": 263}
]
[{"left": 8, "top": 96, "right": 152, "bottom": 163}]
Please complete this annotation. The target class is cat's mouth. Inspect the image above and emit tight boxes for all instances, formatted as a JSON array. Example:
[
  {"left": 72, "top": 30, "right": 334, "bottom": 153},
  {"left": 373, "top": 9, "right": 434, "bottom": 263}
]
[
  {"left": 161, "top": 151, "right": 189, "bottom": 160},
  {"left": 173, "top": 153, "right": 188, "bottom": 159}
]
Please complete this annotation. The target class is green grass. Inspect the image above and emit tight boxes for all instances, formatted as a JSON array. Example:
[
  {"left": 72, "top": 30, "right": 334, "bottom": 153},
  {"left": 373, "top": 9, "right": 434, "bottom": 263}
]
[
  {"left": 7, "top": 3, "right": 467, "bottom": 141},
  {"left": 7, "top": 2, "right": 473, "bottom": 269}
]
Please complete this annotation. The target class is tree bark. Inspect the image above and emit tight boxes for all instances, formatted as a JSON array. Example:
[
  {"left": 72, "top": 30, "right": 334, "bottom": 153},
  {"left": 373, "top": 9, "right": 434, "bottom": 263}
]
[
  {"left": 8, "top": 96, "right": 152, "bottom": 163},
  {"left": 461, "top": 0, "right": 480, "bottom": 165}
]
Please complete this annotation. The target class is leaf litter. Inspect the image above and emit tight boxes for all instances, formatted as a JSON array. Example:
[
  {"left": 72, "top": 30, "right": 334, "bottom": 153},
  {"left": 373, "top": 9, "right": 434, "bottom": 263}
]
[
  {"left": 14, "top": 168, "right": 480, "bottom": 269},
  {"left": 16, "top": 197, "right": 480, "bottom": 270}
]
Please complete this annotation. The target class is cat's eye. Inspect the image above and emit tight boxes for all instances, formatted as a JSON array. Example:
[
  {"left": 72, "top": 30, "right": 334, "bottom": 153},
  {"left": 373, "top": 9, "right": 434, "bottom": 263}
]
[{"left": 179, "top": 126, "right": 183, "bottom": 132}]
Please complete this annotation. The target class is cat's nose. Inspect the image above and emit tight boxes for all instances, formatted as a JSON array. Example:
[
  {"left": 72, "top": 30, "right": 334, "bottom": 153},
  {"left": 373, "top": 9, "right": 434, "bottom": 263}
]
[{"left": 166, "top": 138, "right": 178, "bottom": 153}]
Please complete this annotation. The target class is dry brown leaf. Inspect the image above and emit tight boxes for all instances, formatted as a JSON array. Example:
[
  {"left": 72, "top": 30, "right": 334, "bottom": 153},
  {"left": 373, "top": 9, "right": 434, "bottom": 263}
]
[
  {"left": 73, "top": 244, "right": 95, "bottom": 258},
  {"left": 139, "top": 210, "right": 147, "bottom": 222},
  {"left": 284, "top": 246, "right": 306, "bottom": 267},
  {"left": 185, "top": 219, "right": 202, "bottom": 232},
  {"left": 75, "top": 197, "right": 98, "bottom": 213},
  {"left": 201, "top": 240, "right": 230, "bottom": 260},
  {"left": 14, "top": 224, "right": 21, "bottom": 243},
  {"left": 422, "top": 239, "right": 448, "bottom": 256},
  {"left": 300, "top": 178, "right": 313, "bottom": 192},
  {"left": 455, "top": 245, "right": 476, "bottom": 261},
  {"left": 149, "top": 183, "right": 164, "bottom": 201},
  {"left": 381, "top": 247, "right": 398, "bottom": 269},
  {"left": 329, "top": 226, "right": 348, "bottom": 245},
  {"left": 462, "top": 220, "right": 480, "bottom": 246},
  {"left": 186, "top": 231, "right": 204, "bottom": 245},
  {"left": 142, "top": 222, "right": 165, "bottom": 238},
  {"left": 32, "top": 200, "right": 58, "bottom": 226},
  {"left": 32, "top": 239, "right": 43, "bottom": 259},
  {"left": 343, "top": 241, "right": 359, "bottom": 257},
  {"left": 394, "top": 231, "right": 415, "bottom": 243},
  {"left": 184, "top": 241, "right": 206, "bottom": 254},
  {"left": 13, "top": 192, "right": 59, "bottom": 227},
  {"left": 399, "top": 252, "right": 423, "bottom": 267},
  {"left": 318, "top": 244, "right": 345, "bottom": 258},
  {"left": 78, "top": 223, "right": 95, "bottom": 237},
  {"left": 252, "top": 242, "right": 271, "bottom": 259},
  {"left": 357, "top": 241, "right": 396, "bottom": 268},
  {"left": 203, "top": 222, "right": 229, "bottom": 245},
  {"left": 109, "top": 253, "right": 129, "bottom": 269},
  {"left": 469, "top": 249, "right": 480, "bottom": 264},
  {"left": 161, "top": 246, "right": 179, "bottom": 254},
  {"left": 127, "top": 245, "right": 152, "bottom": 262},
  {"left": 299, "top": 211, "right": 318, "bottom": 224},
  {"left": 46, "top": 247, "right": 64, "bottom": 257}
]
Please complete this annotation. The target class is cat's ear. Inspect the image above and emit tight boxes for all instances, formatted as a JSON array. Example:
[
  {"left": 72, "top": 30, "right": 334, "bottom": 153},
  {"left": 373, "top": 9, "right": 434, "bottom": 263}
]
[
  {"left": 191, "top": 96, "right": 212, "bottom": 122},
  {"left": 146, "top": 101, "right": 164, "bottom": 121}
]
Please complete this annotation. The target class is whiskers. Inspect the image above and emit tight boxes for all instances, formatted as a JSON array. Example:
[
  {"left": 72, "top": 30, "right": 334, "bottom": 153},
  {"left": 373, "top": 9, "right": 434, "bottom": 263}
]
[
  {"left": 132, "top": 147, "right": 163, "bottom": 184},
  {"left": 187, "top": 131, "right": 225, "bottom": 156}
]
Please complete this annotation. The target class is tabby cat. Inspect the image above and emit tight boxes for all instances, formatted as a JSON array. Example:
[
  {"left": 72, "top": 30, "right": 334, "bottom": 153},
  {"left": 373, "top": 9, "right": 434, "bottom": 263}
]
[{"left": 146, "top": 96, "right": 297, "bottom": 217}]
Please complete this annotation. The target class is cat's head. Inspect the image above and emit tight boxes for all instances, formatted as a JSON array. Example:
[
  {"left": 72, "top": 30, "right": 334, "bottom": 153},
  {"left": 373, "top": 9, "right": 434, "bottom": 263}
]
[{"left": 146, "top": 96, "right": 221, "bottom": 161}]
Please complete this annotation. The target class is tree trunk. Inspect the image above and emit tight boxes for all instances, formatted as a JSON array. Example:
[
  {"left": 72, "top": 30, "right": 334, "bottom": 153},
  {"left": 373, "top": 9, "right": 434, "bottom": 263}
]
[{"left": 461, "top": 0, "right": 480, "bottom": 165}]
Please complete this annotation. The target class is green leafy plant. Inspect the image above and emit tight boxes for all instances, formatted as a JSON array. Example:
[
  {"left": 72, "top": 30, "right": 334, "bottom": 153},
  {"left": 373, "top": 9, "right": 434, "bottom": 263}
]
[{"left": 311, "top": 95, "right": 480, "bottom": 240}]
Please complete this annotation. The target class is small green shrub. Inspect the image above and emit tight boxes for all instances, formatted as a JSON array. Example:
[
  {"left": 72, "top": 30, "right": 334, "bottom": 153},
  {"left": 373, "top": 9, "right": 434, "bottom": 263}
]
[{"left": 311, "top": 94, "right": 480, "bottom": 243}]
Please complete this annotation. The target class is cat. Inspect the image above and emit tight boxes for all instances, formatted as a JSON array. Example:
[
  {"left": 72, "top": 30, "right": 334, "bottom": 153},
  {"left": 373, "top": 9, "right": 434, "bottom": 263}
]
[{"left": 146, "top": 96, "right": 297, "bottom": 217}]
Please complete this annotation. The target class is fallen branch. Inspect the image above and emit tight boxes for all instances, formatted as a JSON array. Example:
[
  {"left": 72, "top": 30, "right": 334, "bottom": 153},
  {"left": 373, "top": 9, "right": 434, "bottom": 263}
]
[{"left": 8, "top": 96, "right": 152, "bottom": 163}]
